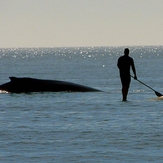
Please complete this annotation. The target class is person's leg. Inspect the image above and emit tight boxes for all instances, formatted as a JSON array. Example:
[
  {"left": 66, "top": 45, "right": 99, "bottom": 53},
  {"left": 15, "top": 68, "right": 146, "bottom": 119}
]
[
  {"left": 120, "top": 75, "right": 130, "bottom": 101},
  {"left": 122, "top": 86, "right": 129, "bottom": 101}
]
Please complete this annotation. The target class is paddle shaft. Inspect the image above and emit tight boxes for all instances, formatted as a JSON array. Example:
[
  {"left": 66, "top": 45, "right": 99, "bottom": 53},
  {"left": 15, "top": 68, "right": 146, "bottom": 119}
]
[
  {"left": 131, "top": 76, "right": 159, "bottom": 92},
  {"left": 131, "top": 75, "right": 163, "bottom": 97},
  {"left": 133, "top": 77, "right": 156, "bottom": 92}
]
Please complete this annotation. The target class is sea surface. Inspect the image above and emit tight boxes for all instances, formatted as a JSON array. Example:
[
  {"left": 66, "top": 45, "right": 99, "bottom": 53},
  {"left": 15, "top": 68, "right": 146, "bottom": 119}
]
[{"left": 0, "top": 46, "right": 163, "bottom": 163}]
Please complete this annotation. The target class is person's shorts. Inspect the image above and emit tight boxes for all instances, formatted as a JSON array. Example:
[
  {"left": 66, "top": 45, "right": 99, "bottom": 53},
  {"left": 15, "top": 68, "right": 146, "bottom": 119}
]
[{"left": 120, "top": 75, "right": 131, "bottom": 87}]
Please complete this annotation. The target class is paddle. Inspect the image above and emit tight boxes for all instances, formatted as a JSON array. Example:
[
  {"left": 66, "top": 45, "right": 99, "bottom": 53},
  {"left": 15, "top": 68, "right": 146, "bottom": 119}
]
[{"left": 131, "top": 76, "right": 163, "bottom": 97}]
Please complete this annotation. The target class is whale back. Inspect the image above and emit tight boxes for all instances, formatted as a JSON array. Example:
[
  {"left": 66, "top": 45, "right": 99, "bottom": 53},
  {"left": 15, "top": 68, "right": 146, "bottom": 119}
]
[{"left": 0, "top": 77, "right": 101, "bottom": 93}]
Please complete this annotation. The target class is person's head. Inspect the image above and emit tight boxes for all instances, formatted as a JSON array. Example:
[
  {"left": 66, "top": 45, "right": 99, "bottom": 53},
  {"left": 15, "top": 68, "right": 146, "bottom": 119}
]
[{"left": 124, "top": 48, "right": 129, "bottom": 56}]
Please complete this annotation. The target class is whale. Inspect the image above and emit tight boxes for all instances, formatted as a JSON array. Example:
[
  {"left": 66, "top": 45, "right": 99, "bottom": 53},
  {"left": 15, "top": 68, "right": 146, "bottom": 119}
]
[{"left": 0, "top": 77, "right": 101, "bottom": 93}]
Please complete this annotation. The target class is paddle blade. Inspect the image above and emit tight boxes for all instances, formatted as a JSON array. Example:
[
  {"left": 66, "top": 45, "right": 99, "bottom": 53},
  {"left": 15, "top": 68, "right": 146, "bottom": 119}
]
[{"left": 155, "top": 91, "right": 163, "bottom": 97}]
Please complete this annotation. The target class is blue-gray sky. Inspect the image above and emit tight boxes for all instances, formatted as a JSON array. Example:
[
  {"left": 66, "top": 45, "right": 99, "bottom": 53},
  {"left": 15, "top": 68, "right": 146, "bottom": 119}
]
[{"left": 0, "top": 0, "right": 163, "bottom": 48}]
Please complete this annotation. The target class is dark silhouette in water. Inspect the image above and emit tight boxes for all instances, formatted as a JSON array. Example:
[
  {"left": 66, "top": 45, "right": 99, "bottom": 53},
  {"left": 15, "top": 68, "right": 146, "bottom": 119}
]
[
  {"left": 117, "top": 48, "right": 137, "bottom": 101},
  {"left": 0, "top": 77, "right": 101, "bottom": 93}
]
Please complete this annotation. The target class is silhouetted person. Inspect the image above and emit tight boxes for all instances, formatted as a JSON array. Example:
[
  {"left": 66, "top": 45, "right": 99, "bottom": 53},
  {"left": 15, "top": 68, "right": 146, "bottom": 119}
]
[{"left": 117, "top": 48, "right": 137, "bottom": 101}]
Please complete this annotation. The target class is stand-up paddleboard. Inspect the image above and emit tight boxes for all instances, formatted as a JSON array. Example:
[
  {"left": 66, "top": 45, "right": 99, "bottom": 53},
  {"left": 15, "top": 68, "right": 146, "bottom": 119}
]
[{"left": 156, "top": 96, "right": 163, "bottom": 100}]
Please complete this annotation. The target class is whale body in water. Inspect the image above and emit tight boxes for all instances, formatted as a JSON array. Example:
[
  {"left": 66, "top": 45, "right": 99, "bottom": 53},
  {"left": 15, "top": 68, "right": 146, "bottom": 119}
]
[{"left": 0, "top": 77, "right": 101, "bottom": 93}]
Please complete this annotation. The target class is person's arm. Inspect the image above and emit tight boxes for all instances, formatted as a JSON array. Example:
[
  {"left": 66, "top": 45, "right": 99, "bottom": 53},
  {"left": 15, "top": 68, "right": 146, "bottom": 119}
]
[
  {"left": 131, "top": 60, "right": 137, "bottom": 79},
  {"left": 117, "top": 58, "right": 121, "bottom": 69},
  {"left": 117, "top": 59, "right": 120, "bottom": 69}
]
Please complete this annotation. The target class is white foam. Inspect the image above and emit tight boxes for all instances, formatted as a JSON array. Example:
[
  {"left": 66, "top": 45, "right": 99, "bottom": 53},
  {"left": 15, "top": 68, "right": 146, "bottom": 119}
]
[{"left": 0, "top": 90, "right": 9, "bottom": 94}]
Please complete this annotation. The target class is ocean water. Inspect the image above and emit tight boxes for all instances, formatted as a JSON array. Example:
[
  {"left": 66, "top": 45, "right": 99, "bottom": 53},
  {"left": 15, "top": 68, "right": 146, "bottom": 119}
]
[{"left": 0, "top": 46, "right": 163, "bottom": 163}]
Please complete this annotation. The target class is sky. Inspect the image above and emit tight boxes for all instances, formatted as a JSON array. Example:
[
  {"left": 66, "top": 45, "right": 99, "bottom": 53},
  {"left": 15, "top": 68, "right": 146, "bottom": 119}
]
[{"left": 0, "top": 0, "right": 163, "bottom": 48}]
